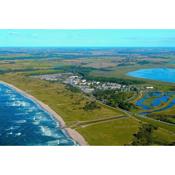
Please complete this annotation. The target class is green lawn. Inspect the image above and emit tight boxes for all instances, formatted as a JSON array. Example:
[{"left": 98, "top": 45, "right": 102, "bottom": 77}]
[
  {"left": 153, "top": 128, "right": 175, "bottom": 145},
  {"left": 77, "top": 117, "right": 141, "bottom": 145}
]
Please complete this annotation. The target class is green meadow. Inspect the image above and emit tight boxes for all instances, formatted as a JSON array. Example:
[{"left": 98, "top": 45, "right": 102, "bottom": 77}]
[
  {"left": 0, "top": 54, "right": 175, "bottom": 145},
  {"left": 0, "top": 72, "right": 175, "bottom": 145}
]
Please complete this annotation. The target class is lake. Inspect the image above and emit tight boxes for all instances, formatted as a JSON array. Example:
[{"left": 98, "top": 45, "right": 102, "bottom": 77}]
[
  {"left": 127, "top": 68, "right": 175, "bottom": 83},
  {"left": 0, "top": 83, "right": 76, "bottom": 145}
]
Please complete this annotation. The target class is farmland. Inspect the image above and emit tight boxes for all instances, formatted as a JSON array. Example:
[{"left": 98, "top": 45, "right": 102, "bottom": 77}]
[{"left": 0, "top": 47, "right": 175, "bottom": 145}]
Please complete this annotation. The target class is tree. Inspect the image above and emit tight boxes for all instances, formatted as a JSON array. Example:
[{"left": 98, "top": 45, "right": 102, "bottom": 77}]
[
  {"left": 132, "top": 124, "right": 157, "bottom": 145},
  {"left": 83, "top": 101, "right": 100, "bottom": 111}
]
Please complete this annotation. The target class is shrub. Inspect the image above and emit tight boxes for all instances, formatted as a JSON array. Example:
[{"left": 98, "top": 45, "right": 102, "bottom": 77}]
[{"left": 83, "top": 101, "right": 100, "bottom": 111}]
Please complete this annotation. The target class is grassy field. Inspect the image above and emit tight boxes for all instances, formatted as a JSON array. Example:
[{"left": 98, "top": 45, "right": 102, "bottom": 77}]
[
  {"left": 0, "top": 73, "right": 124, "bottom": 123},
  {"left": 0, "top": 72, "right": 174, "bottom": 145},
  {"left": 0, "top": 56, "right": 175, "bottom": 145},
  {"left": 77, "top": 117, "right": 141, "bottom": 145},
  {"left": 0, "top": 73, "right": 142, "bottom": 145}
]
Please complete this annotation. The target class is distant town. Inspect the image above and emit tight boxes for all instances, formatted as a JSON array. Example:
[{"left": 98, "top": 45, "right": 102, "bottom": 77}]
[{"left": 32, "top": 73, "right": 154, "bottom": 94}]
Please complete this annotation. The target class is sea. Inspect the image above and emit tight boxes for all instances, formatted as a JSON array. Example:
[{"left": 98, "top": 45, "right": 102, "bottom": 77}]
[{"left": 0, "top": 82, "right": 76, "bottom": 146}]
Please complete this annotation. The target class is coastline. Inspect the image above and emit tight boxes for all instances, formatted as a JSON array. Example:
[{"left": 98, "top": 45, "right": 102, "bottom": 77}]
[{"left": 0, "top": 80, "right": 88, "bottom": 146}]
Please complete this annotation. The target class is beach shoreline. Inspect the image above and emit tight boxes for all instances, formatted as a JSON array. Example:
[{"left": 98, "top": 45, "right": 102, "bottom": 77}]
[{"left": 0, "top": 80, "right": 88, "bottom": 146}]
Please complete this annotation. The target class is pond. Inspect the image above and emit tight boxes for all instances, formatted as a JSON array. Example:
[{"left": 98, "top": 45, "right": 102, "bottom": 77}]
[{"left": 135, "top": 91, "right": 175, "bottom": 115}]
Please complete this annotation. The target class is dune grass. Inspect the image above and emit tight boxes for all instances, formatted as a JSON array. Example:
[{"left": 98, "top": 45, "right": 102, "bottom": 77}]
[
  {"left": 0, "top": 73, "right": 123, "bottom": 124},
  {"left": 0, "top": 71, "right": 175, "bottom": 145}
]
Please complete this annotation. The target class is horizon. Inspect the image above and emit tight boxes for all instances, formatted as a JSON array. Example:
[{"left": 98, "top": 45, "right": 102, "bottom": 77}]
[
  {"left": 1, "top": 29, "right": 175, "bottom": 47},
  {"left": 1, "top": 46, "right": 175, "bottom": 49}
]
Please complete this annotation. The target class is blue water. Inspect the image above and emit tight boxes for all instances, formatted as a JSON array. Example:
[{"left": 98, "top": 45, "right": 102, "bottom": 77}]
[
  {"left": 141, "top": 98, "right": 175, "bottom": 115},
  {"left": 151, "top": 96, "right": 169, "bottom": 107},
  {"left": 127, "top": 68, "right": 175, "bottom": 83},
  {"left": 0, "top": 83, "right": 76, "bottom": 146},
  {"left": 135, "top": 92, "right": 166, "bottom": 110},
  {"left": 135, "top": 91, "right": 175, "bottom": 115},
  {"left": 136, "top": 98, "right": 150, "bottom": 110}
]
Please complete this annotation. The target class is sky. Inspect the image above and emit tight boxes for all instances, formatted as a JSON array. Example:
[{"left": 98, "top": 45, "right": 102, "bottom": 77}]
[{"left": 0, "top": 29, "right": 175, "bottom": 47}]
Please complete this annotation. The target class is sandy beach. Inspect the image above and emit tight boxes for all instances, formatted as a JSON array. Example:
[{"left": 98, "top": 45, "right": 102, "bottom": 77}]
[{"left": 0, "top": 80, "right": 88, "bottom": 146}]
